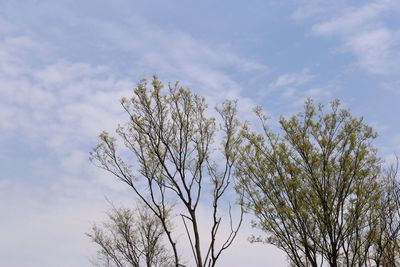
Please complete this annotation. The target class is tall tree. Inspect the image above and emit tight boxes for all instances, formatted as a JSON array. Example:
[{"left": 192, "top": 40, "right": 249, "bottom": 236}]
[
  {"left": 235, "top": 99, "right": 399, "bottom": 266},
  {"left": 90, "top": 76, "right": 243, "bottom": 267}
]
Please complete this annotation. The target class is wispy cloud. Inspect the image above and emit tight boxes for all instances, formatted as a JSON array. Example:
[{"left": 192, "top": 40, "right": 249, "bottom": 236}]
[
  {"left": 295, "top": 0, "right": 400, "bottom": 75},
  {"left": 83, "top": 17, "right": 268, "bottom": 101},
  {"left": 271, "top": 68, "right": 313, "bottom": 89},
  {"left": 382, "top": 79, "right": 400, "bottom": 94},
  {"left": 0, "top": 12, "right": 277, "bottom": 266},
  {"left": 291, "top": 0, "right": 344, "bottom": 21},
  {"left": 261, "top": 68, "right": 314, "bottom": 97},
  {"left": 311, "top": 1, "right": 391, "bottom": 36}
]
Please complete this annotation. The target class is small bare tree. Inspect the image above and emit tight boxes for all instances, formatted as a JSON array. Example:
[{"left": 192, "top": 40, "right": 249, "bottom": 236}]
[
  {"left": 87, "top": 204, "right": 173, "bottom": 267},
  {"left": 90, "top": 76, "right": 243, "bottom": 267}
]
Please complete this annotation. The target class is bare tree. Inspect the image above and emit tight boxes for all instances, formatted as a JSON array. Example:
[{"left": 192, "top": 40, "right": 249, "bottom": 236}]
[
  {"left": 90, "top": 76, "right": 243, "bottom": 267},
  {"left": 87, "top": 204, "right": 173, "bottom": 267}
]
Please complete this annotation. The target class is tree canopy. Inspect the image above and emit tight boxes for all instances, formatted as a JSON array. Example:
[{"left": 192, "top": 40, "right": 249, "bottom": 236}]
[
  {"left": 235, "top": 99, "right": 400, "bottom": 266},
  {"left": 90, "top": 78, "right": 400, "bottom": 266}
]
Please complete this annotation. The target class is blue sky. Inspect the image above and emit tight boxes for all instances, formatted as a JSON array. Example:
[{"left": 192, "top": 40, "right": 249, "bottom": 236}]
[{"left": 1, "top": 0, "right": 400, "bottom": 266}]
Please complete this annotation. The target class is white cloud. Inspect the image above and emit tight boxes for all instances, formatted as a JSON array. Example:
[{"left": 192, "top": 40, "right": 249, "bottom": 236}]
[
  {"left": 344, "top": 28, "right": 400, "bottom": 74},
  {"left": 382, "top": 79, "right": 400, "bottom": 94},
  {"left": 87, "top": 19, "right": 268, "bottom": 108},
  {"left": 311, "top": 1, "right": 390, "bottom": 36},
  {"left": 0, "top": 175, "right": 130, "bottom": 267},
  {"left": 262, "top": 68, "right": 314, "bottom": 98},
  {"left": 274, "top": 69, "right": 313, "bottom": 88},
  {"left": 0, "top": 13, "right": 271, "bottom": 267},
  {"left": 291, "top": 0, "right": 345, "bottom": 21},
  {"left": 0, "top": 15, "right": 267, "bottom": 146},
  {"left": 296, "top": 0, "right": 400, "bottom": 75}
]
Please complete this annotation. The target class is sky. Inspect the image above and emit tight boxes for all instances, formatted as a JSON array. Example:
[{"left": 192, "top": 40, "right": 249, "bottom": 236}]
[{"left": 0, "top": 0, "right": 400, "bottom": 266}]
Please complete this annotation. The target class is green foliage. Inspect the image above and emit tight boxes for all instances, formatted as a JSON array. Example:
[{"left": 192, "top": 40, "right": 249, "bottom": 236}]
[{"left": 236, "top": 99, "right": 400, "bottom": 266}]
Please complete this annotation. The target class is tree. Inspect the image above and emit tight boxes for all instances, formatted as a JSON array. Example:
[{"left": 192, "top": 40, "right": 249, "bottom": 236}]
[
  {"left": 235, "top": 99, "right": 400, "bottom": 266},
  {"left": 369, "top": 161, "right": 400, "bottom": 266},
  {"left": 87, "top": 204, "right": 173, "bottom": 267},
  {"left": 90, "top": 76, "right": 243, "bottom": 267}
]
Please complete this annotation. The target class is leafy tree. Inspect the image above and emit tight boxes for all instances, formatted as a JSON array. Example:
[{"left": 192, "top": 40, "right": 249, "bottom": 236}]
[
  {"left": 87, "top": 204, "right": 173, "bottom": 267},
  {"left": 370, "top": 162, "right": 400, "bottom": 266},
  {"left": 235, "top": 99, "right": 400, "bottom": 266},
  {"left": 90, "top": 76, "right": 243, "bottom": 267}
]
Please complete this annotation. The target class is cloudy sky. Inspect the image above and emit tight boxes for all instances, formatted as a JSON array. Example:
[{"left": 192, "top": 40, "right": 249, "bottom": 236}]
[{"left": 1, "top": 0, "right": 400, "bottom": 266}]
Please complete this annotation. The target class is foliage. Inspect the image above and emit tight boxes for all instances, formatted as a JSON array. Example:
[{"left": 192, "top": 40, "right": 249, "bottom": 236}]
[{"left": 236, "top": 99, "right": 400, "bottom": 266}]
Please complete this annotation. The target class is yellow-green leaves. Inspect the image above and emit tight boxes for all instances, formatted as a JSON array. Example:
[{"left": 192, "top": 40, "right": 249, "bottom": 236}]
[{"left": 236, "top": 99, "right": 388, "bottom": 267}]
